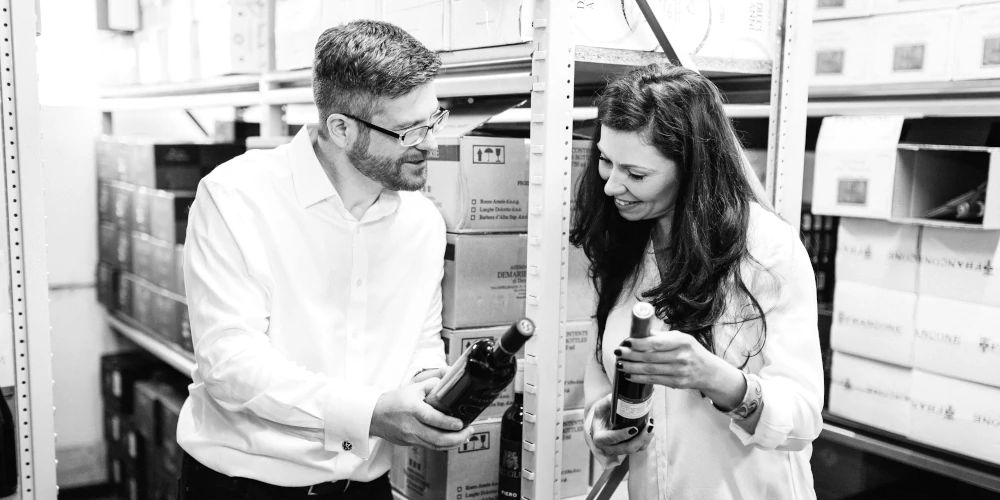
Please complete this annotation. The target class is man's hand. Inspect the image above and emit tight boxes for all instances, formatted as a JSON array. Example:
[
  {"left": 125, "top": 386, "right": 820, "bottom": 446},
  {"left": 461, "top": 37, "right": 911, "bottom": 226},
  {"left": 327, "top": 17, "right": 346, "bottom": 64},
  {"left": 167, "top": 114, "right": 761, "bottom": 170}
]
[{"left": 371, "top": 378, "right": 474, "bottom": 451}]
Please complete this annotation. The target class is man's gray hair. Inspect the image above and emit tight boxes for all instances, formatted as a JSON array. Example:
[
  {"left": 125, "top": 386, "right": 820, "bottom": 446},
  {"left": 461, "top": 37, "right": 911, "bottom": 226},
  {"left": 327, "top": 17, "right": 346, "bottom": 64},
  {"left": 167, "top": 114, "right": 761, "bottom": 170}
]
[{"left": 313, "top": 20, "right": 442, "bottom": 137}]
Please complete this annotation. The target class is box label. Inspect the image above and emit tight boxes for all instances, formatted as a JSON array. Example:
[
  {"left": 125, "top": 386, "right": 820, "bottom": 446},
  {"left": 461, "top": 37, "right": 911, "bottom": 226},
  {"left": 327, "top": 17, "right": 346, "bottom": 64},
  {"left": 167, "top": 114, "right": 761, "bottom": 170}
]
[
  {"left": 459, "top": 431, "right": 491, "bottom": 453},
  {"left": 893, "top": 44, "right": 925, "bottom": 71},
  {"left": 984, "top": 37, "right": 1000, "bottom": 67},
  {"left": 837, "top": 179, "right": 868, "bottom": 205},
  {"left": 473, "top": 145, "right": 506, "bottom": 164},
  {"left": 818, "top": 0, "right": 846, "bottom": 7},
  {"left": 816, "top": 50, "right": 845, "bottom": 75}
]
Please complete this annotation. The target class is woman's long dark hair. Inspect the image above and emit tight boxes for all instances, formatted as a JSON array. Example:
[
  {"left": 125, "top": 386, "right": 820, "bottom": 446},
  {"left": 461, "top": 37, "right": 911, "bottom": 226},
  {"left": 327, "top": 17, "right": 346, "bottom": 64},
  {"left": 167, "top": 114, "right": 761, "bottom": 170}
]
[{"left": 569, "top": 64, "right": 768, "bottom": 369}]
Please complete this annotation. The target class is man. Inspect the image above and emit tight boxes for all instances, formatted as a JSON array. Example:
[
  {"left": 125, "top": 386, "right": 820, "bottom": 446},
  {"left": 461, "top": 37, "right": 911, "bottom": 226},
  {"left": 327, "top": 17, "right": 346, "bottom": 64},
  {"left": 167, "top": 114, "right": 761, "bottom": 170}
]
[{"left": 176, "top": 21, "right": 473, "bottom": 499}]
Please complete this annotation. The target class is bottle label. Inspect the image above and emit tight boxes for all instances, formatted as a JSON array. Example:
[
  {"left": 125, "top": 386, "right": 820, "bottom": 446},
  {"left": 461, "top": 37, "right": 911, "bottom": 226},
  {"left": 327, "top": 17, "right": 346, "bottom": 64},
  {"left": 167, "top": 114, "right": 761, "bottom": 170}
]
[
  {"left": 112, "top": 371, "right": 123, "bottom": 398},
  {"left": 616, "top": 395, "right": 652, "bottom": 420},
  {"left": 498, "top": 437, "right": 522, "bottom": 498}
]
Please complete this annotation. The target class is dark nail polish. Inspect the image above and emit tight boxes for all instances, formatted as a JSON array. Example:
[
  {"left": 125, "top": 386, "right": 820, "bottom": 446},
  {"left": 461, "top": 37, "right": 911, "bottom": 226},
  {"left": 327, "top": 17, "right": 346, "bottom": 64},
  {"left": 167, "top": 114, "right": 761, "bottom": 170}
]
[
  {"left": 649, "top": 418, "right": 654, "bottom": 425},
  {"left": 613, "top": 349, "right": 622, "bottom": 357},
  {"left": 624, "top": 374, "right": 631, "bottom": 380},
  {"left": 616, "top": 361, "right": 623, "bottom": 370},
  {"left": 647, "top": 425, "right": 655, "bottom": 434},
  {"left": 622, "top": 339, "right": 632, "bottom": 348},
  {"left": 628, "top": 427, "right": 638, "bottom": 436}
]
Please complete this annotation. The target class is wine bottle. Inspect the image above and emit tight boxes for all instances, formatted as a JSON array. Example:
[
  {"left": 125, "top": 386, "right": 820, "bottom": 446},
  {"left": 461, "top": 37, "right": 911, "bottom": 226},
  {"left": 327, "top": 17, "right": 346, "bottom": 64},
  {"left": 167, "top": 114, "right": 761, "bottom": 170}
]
[
  {"left": 425, "top": 318, "right": 535, "bottom": 427},
  {"left": 498, "top": 359, "right": 524, "bottom": 499},
  {"left": 610, "top": 302, "right": 655, "bottom": 432}
]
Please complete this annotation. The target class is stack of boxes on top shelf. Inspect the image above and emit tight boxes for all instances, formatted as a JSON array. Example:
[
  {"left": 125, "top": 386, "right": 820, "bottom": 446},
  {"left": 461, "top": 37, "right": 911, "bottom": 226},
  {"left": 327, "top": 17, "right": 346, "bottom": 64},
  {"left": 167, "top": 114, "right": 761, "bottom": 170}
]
[
  {"left": 814, "top": 114, "right": 1000, "bottom": 466},
  {"left": 384, "top": 103, "right": 595, "bottom": 500},
  {"left": 101, "top": 351, "right": 189, "bottom": 500},
  {"left": 809, "top": 0, "right": 1000, "bottom": 87},
  {"left": 96, "top": 136, "right": 245, "bottom": 353}
]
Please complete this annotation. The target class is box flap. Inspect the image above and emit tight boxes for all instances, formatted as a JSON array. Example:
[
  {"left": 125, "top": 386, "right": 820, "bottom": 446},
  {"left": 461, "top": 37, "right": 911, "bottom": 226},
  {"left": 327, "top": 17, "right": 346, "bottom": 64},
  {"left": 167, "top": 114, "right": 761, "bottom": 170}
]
[{"left": 436, "top": 99, "right": 527, "bottom": 138}]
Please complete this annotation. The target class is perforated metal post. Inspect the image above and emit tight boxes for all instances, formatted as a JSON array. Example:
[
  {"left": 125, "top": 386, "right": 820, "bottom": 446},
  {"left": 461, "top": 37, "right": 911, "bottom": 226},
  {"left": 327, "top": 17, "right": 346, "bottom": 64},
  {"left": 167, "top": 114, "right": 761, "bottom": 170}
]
[
  {"left": 522, "top": 0, "right": 574, "bottom": 498},
  {"left": 766, "top": 0, "right": 812, "bottom": 223},
  {"left": 3, "top": 0, "right": 57, "bottom": 497}
]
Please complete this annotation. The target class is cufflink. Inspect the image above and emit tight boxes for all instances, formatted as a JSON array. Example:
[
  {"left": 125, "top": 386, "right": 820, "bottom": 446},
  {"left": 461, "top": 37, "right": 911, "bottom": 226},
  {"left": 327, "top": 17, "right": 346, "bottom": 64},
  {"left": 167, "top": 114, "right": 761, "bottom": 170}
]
[{"left": 342, "top": 441, "right": 353, "bottom": 451}]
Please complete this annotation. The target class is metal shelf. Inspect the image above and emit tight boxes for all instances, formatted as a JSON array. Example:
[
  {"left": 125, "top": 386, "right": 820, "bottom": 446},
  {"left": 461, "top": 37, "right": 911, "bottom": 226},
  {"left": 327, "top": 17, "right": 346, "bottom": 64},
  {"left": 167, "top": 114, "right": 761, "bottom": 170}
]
[
  {"left": 106, "top": 312, "right": 195, "bottom": 377},
  {"left": 100, "top": 74, "right": 262, "bottom": 99},
  {"left": 811, "top": 80, "right": 1000, "bottom": 99},
  {"left": 821, "top": 413, "right": 1000, "bottom": 494}
]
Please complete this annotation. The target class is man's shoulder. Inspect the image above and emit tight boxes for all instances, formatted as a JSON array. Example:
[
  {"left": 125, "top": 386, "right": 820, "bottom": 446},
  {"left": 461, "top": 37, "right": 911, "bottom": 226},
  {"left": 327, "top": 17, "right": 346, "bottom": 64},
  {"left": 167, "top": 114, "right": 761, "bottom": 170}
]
[
  {"left": 398, "top": 191, "right": 446, "bottom": 230},
  {"left": 201, "top": 148, "right": 289, "bottom": 194}
]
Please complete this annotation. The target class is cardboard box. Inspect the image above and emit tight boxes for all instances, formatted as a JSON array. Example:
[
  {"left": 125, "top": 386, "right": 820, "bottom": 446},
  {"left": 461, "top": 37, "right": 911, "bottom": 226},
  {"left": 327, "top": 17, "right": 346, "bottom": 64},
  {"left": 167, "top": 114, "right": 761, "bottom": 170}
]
[
  {"left": 919, "top": 227, "right": 1000, "bottom": 307},
  {"left": 131, "top": 233, "right": 154, "bottom": 283},
  {"left": 813, "top": 0, "right": 872, "bottom": 20},
  {"left": 274, "top": 0, "right": 324, "bottom": 71},
  {"left": 385, "top": 0, "right": 448, "bottom": 51},
  {"left": 812, "top": 115, "right": 906, "bottom": 219},
  {"left": 132, "top": 187, "right": 151, "bottom": 235},
  {"left": 953, "top": 3, "right": 1000, "bottom": 81},
  {"left": 564, "top": 321, "right": 594, "bottom": 410},
  {"left": 561, "top": 409, "right": 589, "bottom": 497},
  {"left": 572, "top": 0, "right": 774, "bottom": 66},
  {"left": 149, "top": 190, "right": 196, "bottom": 244},
  {"left": 133, "top": 380, "right": 161, "bottom": 441},
  {"left": 148, "top": 236, "right": 177, "bottom": 290},
  {"left": 100, "top": 351, "right": 158, "bottom": 413},
  {"left": 441, "top": 327, "right": 517, "bottom": 421},
  {"left": 871, "top": 0, "right": 957, "bottom": 14},
  {"left": 449, "top": 0, "right": 531, "bottom": 51},
  {"left": 567, "top": 245, "right": 596, "bottom": 321},
  {"left": 104, "top": 408, "right": 125, "bottom": 455},
  {"left": 126, "top": 141, "right": 244, "bottom": 190},
  {"left": 136, "top": 26, "right": 169, "bottom": 84},
  {"left": 835, "top": 218, "right": 920, "bottom": 292},
  {"left": 99, "top": 180, "right": 115, "bottom": 224},
  {"left": 124, "top": 420, "right": 146, "bottom": 470},
  {"left": 194, "top": 0, "right": 268, "bottom": 78},
  {"left": 99, "top": 223, "right": 119, "bottom": 267},
  {"left": 442, "top": 233, "right": 527, "bottom": 329},
  {"left": 910, "top": 370, "right": 1000, "bottom": 465},
  {"left": 158, "top": 386, "right": 187, "bottom": 475},
  {"left": 915, "top": 295, "right": 1000, "bottom": 388},
  {"left": 394, "top": 419, "right": 502, "bottom": 500},
  {"left": 173, "top": 244, "right": 186, "bottom": 296},
  {"left": 868, "top": 10, "right": 956, "bottom": 84},
  {"left": 117, "top": 272, "right": 134, "bottom": 316},
  {"left": 831, "top": 281, "right": 916, "bottom": 367},
  {"left": 97, "top": 264, "right": 119, "bottom": 310},
  {"left": 423, "top": 103, "right": 529, "bottom": 233},
  {"left": 132, "top": 276, "right": 156, "bottom": 330},
  {"left": 152, "top": 287, "right": 190, "bottom": 351},
  {"left": 810, "top": 18, "right": 872, "bottom": 86},
  {"left": 828, "top": 352, "right": 912, "bottom": 436},
  {"left": 116, "top": 229, "right": 133, "bottom": 273},
  {"left": 111, "top": 180, "right": 135, "bottom": 231},
  {"left": 98, "top": 0, "right": 141, "bottom": 31}
]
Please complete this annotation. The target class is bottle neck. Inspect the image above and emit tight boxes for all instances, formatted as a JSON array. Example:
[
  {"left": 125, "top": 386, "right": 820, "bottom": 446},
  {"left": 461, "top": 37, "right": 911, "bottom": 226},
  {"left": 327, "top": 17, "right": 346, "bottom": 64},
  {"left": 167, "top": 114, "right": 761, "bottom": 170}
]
[{"left": 513, "top": 391, "right": 523, "bottom": 404}]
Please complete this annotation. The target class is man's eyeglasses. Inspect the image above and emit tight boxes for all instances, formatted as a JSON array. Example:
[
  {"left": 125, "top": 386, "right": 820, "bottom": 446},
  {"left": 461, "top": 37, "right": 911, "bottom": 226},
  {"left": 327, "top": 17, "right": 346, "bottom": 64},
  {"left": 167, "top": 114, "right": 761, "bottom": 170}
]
[{"left": 342, "top": 109, "right": 450, "bottom": 148}]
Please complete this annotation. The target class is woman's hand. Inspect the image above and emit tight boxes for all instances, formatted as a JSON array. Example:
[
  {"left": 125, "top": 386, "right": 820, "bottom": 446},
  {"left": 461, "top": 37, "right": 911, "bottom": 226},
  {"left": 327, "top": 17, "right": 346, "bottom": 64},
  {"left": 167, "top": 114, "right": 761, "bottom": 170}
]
[
  {"left": 616, "top": 330, "right": 746, "bottom": 411},
  {"left": 589, "top": 393, "right": 655, "bottom": 457}
]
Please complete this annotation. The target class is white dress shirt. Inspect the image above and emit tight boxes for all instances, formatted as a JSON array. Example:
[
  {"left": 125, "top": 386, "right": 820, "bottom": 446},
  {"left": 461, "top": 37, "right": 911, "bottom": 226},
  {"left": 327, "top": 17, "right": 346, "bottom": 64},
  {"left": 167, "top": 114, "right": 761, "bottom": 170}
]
[
  {"left": 584, "top": 203, "right": 824, "bottom": 500},
  {"left": 176, "top": 126, "right": 448, "bottom": 486}
]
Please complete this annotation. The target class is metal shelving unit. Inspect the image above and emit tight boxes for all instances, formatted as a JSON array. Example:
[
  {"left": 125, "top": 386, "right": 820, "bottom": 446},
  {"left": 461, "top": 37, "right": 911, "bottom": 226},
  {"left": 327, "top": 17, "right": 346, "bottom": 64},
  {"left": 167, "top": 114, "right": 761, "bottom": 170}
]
[{"left": 106, "top": 313, "right": 195, "bottom": 376}]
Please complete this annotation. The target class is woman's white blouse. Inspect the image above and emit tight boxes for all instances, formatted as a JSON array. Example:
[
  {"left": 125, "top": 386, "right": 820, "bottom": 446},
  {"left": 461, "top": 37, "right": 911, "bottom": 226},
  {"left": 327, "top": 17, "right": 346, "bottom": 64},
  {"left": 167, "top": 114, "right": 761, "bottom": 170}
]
[{"left": 583, "top": 203, "right": 824, "bottom": 500}]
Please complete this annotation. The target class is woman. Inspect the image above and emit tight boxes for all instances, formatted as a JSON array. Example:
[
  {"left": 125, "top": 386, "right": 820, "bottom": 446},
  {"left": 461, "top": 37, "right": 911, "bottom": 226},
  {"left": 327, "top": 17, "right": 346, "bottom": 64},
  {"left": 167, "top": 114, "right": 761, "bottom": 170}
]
[{"left": 571, "top": 64, "right": 823, "bottom": 500}]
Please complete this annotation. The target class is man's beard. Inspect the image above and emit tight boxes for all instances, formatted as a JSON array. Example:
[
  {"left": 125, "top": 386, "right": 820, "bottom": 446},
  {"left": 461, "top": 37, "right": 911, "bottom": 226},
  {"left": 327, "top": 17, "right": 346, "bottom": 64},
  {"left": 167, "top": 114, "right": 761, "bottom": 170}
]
[{"left": 346, "top": 131, "right": 428, "bottom": 191}]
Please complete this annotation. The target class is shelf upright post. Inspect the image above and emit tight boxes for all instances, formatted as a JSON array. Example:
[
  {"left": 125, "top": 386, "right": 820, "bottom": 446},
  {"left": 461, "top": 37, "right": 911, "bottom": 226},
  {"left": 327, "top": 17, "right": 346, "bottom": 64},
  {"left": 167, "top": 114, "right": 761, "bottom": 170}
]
[
  {"left": 2, "top": 0, "right": 57, "bottom": 497},
  {"left": 522, "top": 0, "right": 574, "bottom": 498},
  {"left": 259, "top": 0, "right": 285, "bottom": 138},
  {"left": 765, "top": 0, "right": 813, "bottom": 223}
]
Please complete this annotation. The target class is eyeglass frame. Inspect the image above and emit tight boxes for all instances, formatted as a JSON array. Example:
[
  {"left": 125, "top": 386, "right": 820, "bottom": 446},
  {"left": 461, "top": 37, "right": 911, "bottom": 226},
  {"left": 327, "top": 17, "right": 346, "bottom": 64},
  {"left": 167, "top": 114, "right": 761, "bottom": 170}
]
[{"left": 340, "top": 108, "right": 449, "bottom": 147}]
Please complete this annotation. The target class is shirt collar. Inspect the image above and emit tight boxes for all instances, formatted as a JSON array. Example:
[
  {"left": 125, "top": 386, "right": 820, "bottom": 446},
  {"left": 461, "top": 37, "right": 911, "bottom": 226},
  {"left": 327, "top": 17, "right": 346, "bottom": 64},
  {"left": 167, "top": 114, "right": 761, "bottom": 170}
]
[
  {"left": 289, "top": 125, "right": 402, "bottom": 222},
  {"left": 289, "top": 125, "right": 337, "bottom": 208}
]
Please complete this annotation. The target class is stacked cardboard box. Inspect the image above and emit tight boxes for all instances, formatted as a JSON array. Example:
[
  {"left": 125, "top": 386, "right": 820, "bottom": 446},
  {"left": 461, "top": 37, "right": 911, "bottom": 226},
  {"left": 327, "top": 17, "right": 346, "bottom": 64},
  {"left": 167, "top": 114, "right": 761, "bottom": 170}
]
[{"left": 96, "top": 136, "right": 243, "bottom": 353}]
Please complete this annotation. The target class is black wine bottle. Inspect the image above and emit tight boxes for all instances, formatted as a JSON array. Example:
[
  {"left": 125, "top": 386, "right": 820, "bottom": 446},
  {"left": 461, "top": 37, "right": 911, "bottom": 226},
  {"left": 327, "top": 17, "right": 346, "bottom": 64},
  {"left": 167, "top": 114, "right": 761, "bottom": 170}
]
[
  {"left": 610, "top": 302, "right": 655, "bottom": 432},
  {"left": 498, "top": 359, "right": 524, "bottom": 499},
  {"left": 425, "top": 318, "right": 534, "bottom": 426}
]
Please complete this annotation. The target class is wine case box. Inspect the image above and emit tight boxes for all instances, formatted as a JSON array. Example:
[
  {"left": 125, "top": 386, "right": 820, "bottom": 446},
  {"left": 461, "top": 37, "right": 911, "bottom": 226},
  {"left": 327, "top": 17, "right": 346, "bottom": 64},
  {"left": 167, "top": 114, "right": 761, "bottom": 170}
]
[
  {"left": 152, "top": 287, "right": 192, "bottom": 353},
  {"left": 131, "top": 276, "right": 156, "bottom": 332},
  {"left": 448, "top": 0, "right": 530, "bottom": 51},
  {"left": 910, "top": 370, "right": 1000, "bottom": 465},
  {"left": 99, "top": 179, "right": 115, "bottom": 224},
  {"left": 391, "top": 412, "right": 588, "bottom": 500},
  {"left": 384, "top": 0, "right": 448, "bottom": 51},
  {"left": 111, "top": 180, "right": 135, "bottom": 231},
  {"left": 123, "top": 420, "right": 147, "bottom": 470},
  {"left": 831, "top": 281, "right": 917, "bottom": 367},
  {"left": 159, "top": 386, "right": 187, "bottom": 475},
  {"left": 393, "top": 419, "right": 502, "bottom": 500},
  {"left": 103, "top": 407, "right": 126, "bottom": 456},
  {"left": 97, "top": 263, "right": 119, "bottom": 311},
  {"left": 442, "top": 233, "right": 527, "bottom": 329},
  {"left": 810, "top": 18, "right": 872, "bottom": 87},
  {"left": 828, "top": 352, "right": 913, "bottom": 437},
  {"left": 568, "top": 141, "right": 597, "bottom": 321},
  {"left": 124, "top": 140, "right": 244, "bottom": 190},
  {"left": 919, "top": 227, "right": 1000, "bottom": 307},
  {"left": 422, "top": 103, "right": 529, "bottom": 233},
  {"left": 150, "top": 190, "right": 196, "bottom": 244},
  {"left": 953, "top": 3, "right": 1000, "bottom": 81},
  {"left": 132, "top": 186, "right": 151, "bottom": 235},
  {"left": 98, "top": 223, "right": 119, "bottom": 268},
  {"left": 813, "top": 0, "right": 872, "bottom": 20},
  {"left": 871, "top": 0, "right": 954, "bottom": 14},
  {"left": 100, "top": 351, "right": 159, "bottom": 413},
  {"left": 867, "top": 9, "right": 956, "bottom": 84},
  {"left": 116, "top": 272, "right": 134, "bottom": 316},
  {"left": 133, "top": 380, "right": 162, "bottom": 442},
  {"left": 915, "top": 295, "right": 1000, "bottom": 388},
  {"left": 835, "top": 218, "right": 920, "bottom": 293}
]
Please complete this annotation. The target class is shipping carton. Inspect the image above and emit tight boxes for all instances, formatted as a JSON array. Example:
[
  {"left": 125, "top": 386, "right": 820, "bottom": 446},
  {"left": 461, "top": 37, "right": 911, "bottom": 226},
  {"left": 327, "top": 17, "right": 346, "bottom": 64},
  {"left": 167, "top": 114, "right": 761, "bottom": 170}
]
[
  {"left": 953, "top": 3, "right": 1000, "bottom": 81},
  {"left": 117, "top": 272, "right": 134, "bottom": 316},
  {"left": 132, "top": 187, "right": 151, "bottom": 235},
  {"left": 449, "top": 0, "right": 531, "bottom": 51},
  {"left": 173, "top": 244, "right": 186, "bottom": 296},
  {"left": 423, "top": 103, "right": 529, "bottom": 233},
  {"left": 564, "top": 321, "right": 594, "bottom": 410},
  {"left": 274, "top": 0, "right": 324, "bottom": 71},
  {"left": 910, "top": 370, "right": 1000, "bottom": 465},
  {"left": 871, "top": 0, "right": 957, "bottom": 14},
  {"left": 148, "top": 235, "right": 177, "bottom": 291},
  {"left": 569, "top": 141, "right": 597, "bottom": 321},
  {"left": 99, "top": 222, "right": 119, "bottom": 268},
  {"left": 131, "top": 233, "right": 155, "bottom": 284},
  {"left": 194, "top": 0, "right": 268, "bottom": 78},
  {"left": 831, "top": 281, "right": 917, "bottom": 367},
  {"left": 117, "top": 229, "right": 133, "bottom": 273},
  {"left": 828, "top": 352, "right": 912, "bottom": 436},
  {"left": 919, "top": 227, "right": 1000, "bottom": 307},
  {"left": 561, "top": 409, "right": 589, "bottom": 497},
  {"left": 111, "top": 180, "right": 135, "bottom": 231},
  {"left": 915, "top": 295, "right": 1000, "bottom": 388},
  {"left": 131, "top": 276, "right": 156, "bottom": 330},
  {"left": 100, "top": 351, "right": 158, "bottom": 413},
  {"left": 149, "top": 190, "right": 196, "bottom": 244},
  {"left": 867, "top": 10, "right": 956, "bottom": 84},
  {"left": 394, "top": 419, "right": 502, "bottom": 500},
  {"left": 384, "top": 0, "right": 448, "bottom": 51},
  {"left": 835, "top": 218, "right": 920, "bottom": 292},
  {"left": 813, "top": 0, "right": 872, "bottom": 20},
  {"left": 810, "top": 18, "right": 872, "bottom": 86},
  {"left": 442, "top": 233, "right": 527, "bottom": 329},
  {"left": 99, "top": 180, "right": 114, "bottom": 224},
  {"left": 126, "top": 141, "right": 244, "bottom": 190}
]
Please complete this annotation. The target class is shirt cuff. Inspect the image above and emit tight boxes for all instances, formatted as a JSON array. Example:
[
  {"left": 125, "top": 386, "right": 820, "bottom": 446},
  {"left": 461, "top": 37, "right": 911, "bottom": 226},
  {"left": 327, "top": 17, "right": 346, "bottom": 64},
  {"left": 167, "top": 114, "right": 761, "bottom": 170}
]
[
  {"left": 323, "top": 382, "right": 382, "bottom": 459},
  {"left": 728, "top": 375, "right": 793, "bottom": 450},
  {"left": 584, "top": 405, "right": 623, "bottom": 469}
]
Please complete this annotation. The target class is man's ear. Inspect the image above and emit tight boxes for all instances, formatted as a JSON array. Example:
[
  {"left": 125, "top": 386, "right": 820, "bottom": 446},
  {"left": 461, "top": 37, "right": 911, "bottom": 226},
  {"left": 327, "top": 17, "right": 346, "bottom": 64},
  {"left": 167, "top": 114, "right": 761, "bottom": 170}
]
[{"left": 326, "top": 114, "right": 350, "bottom": 148}]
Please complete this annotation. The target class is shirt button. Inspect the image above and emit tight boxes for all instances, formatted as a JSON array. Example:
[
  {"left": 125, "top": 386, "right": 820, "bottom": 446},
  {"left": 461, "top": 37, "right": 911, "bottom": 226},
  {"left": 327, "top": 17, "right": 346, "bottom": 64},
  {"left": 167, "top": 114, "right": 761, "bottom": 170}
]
[
  {"left": 342, "top": 441, "right": 353, "bottom": 451},
  {"left": 356, "top": 279, "right": 362, "bottom": 287}
]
